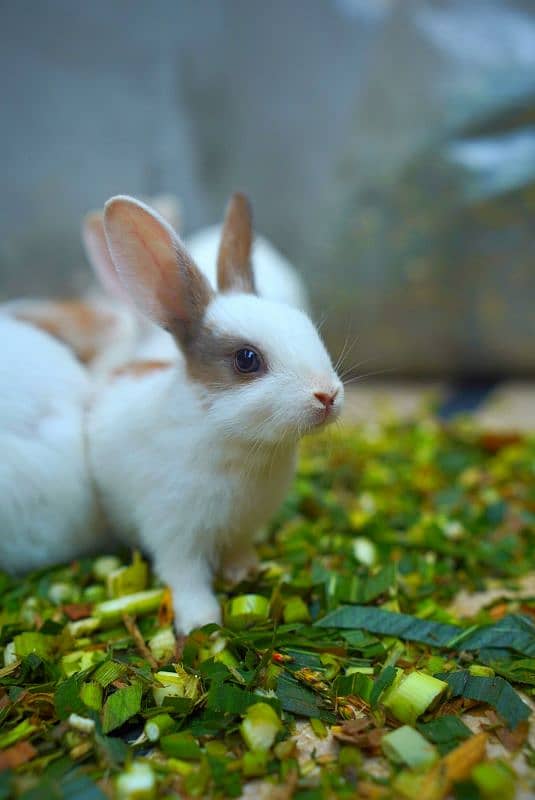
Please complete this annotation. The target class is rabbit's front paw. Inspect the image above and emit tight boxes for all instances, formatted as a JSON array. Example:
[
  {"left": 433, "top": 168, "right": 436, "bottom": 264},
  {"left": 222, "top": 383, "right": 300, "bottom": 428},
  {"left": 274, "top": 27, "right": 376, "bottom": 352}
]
[
  {"left": 220, "top": 542, "right": 259, "bottom": 584},
  {"left": 174, "top": 591, "right": 221, "bottom": 634}
]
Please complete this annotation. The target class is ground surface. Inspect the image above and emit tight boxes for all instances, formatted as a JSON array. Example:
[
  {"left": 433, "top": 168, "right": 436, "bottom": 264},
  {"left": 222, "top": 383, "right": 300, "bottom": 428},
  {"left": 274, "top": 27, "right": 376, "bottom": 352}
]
[
  {"left": 342, "top": 382, "right": 535, "bottom": 431},
  {"left": 0, "top": 386, "right": 534, "bottom": 799}
]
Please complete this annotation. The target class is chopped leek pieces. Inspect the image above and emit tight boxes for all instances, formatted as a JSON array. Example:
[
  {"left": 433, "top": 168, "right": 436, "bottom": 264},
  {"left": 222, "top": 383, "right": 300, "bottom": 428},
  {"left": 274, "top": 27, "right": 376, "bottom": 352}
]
[{"left": 0, "top": 419, "right": 534, "bottom": 798}]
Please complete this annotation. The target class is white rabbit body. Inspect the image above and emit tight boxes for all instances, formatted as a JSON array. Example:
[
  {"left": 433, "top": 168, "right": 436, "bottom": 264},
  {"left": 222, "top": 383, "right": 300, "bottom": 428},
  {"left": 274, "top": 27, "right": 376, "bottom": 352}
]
[
  {"left": 88, "top": 194, "right": 343, "bottom": 632},
  {"left": 0, "top": 315, "right": 104, "bottom": 573}
]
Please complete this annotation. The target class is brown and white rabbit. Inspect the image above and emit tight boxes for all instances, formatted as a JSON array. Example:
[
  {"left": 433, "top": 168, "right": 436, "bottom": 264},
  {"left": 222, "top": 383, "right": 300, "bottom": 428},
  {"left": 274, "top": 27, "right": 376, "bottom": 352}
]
[
  {"left": 88, "top": 195, "right": 343, "bottom": 632},
  {"left": 0, "top": 193, "right": 308, "bottom": 377},
  {"left": 4, "top": 194, "right": 308, "bottom": 378},
  {"left": 79, "top": 193, "right": 310, "bottom": 370}
]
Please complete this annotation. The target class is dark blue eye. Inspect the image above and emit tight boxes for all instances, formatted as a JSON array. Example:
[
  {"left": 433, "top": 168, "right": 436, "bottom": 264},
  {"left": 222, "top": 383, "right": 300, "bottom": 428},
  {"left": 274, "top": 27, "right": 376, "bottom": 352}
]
[{"left": 234, "top": 347, "right": 261, "bottom": 374}]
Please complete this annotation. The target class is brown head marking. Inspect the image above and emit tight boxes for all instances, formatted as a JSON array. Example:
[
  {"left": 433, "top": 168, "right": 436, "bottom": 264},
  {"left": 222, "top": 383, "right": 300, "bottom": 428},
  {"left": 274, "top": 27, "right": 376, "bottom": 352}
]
[{"left": 186, "top": 326, "right": 265, "bottom": 391}]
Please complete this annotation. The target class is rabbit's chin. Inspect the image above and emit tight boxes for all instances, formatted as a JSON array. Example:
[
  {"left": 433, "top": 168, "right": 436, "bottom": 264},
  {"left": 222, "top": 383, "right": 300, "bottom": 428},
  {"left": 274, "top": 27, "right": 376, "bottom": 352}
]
[
  {"left": 316, "top": 403, "right": 342, "bottom": 426},
  {"left": 245, "top": 411, "right": 340, "bottom": 447},
  {"left": 301, "top": 411, "right": 341, "bottom": 436}
]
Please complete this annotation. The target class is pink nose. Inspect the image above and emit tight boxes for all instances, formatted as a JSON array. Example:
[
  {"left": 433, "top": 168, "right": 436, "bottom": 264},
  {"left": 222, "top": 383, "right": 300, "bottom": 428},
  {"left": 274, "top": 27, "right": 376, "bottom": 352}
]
[{"left": 314, "top": 390, "right": 338, "bottom": 409}]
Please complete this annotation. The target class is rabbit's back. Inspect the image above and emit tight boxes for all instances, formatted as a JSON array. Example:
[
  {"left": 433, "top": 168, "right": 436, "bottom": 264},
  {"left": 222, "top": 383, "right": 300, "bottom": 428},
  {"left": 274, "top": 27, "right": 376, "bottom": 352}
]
[
  {"left": 0, "top": 317, "right": 104, "bottom": 573},
  {"left": 0, "top": 316, "right": 90, "bottom": 425}
]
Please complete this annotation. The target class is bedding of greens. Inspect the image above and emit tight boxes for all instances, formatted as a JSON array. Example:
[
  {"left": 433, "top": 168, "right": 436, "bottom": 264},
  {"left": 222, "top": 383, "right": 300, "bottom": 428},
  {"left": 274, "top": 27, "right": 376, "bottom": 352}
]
[{"left": 0, "top": 418, "right": 534, "bottom": 799}]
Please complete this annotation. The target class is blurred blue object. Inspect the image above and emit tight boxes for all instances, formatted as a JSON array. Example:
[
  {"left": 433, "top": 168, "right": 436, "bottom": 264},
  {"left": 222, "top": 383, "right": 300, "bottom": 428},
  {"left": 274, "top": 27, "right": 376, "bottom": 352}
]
[
  {"left": 438, "top": 380, "right": 500, "bottom": 420},
  {"left": 447, "top": 129, "right": 535, "bottom": 202}
]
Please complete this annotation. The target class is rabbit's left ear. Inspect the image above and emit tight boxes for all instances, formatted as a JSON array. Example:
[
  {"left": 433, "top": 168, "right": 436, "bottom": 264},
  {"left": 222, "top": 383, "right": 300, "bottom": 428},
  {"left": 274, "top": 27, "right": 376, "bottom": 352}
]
[
  {"left": 217, "top": 192, "right": 255, "bottom": 294},
  {"left": 104, "top": 196, "right": 213, "bottom": 346},
  {"left": 82, "top": 211, "right": 131, "bottom": 304}
]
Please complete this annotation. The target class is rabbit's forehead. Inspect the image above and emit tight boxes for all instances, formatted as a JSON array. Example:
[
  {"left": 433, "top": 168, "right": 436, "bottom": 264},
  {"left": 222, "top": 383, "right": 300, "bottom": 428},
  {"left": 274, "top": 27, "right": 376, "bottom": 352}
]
[{"left": 203, "top": 295, "right": 333, "bottom": 371}]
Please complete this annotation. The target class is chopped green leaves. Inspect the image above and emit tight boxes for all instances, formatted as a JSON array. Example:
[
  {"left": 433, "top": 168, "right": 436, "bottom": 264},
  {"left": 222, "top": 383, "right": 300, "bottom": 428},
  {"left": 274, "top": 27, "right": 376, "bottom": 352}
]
[
  {"left": 102, "top": 681, "right": 143, "bottom": 733},
  {"left": 317, "top": 605, "right": 462, "bottom": 646},
  {"left": 381, "top": 670, "right": 449, "bottom": 725},
  {"left": 436, "top": 671, "right": 531, "bottom": 729},
  {"left": 240, "top": 702, "right": 283, "bottom": 751},
  {"left": 0, "top": 420, "right": 533, "bottom": 796},
  {"left": 381, "top": 725, "right": 438, "bottom": 769},
  {"left": 417, "top": 716, "right": 472, "bottom": 755},
  {"left": 276, "top": 672, "right": 336, "bottom": 722}
]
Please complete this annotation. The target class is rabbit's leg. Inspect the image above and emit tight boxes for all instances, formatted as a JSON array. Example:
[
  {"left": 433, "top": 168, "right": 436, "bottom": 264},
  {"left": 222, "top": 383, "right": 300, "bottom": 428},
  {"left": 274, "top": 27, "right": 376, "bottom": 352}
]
[
  {"left": 154, "top": 551, "right": 221, "bottom": 633},
  {"left": 219, "top": 538, "right": 259, "bottom": 584}
]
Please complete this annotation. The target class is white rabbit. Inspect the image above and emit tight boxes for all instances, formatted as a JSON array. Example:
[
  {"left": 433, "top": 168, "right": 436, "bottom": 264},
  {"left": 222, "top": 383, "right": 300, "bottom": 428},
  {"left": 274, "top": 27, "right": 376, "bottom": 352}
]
[
  {"left": 88, "top": 194, "right": 343, "bottom": 633},
  {"left": 80, "top": 193, "right": 309, "bottom": 367},
  {"left": 4, "top": 194, "right": 309, "bottom": 380},
  {"left": 0, "top": 315, "right": 104, "bottom": 573}
]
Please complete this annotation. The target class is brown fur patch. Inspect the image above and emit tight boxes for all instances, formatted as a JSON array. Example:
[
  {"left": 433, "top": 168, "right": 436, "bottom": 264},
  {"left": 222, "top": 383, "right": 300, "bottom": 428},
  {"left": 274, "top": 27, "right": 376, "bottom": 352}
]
[
  {"left": 185, "top": 325, "right": 264, "bottom": 389},
  {"left": 14, "top": 300, "right": 116, "bottom": 363},
  {"left": 217, "top": 192, "right": 255, "bottom": 294},
  {"left": 112, "top": 359, "right": 174, "bottom": 379}
]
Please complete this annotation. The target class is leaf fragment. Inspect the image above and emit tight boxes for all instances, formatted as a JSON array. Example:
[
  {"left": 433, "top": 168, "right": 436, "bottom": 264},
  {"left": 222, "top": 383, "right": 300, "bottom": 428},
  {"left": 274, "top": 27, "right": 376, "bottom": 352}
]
[
  {"left": 316, "top": 605, "right": 461, "bottom": 646},
  {"left": 102, "top": 681, "right": 143, "bottom": 733},
  {"left": 0, "top": 740, "right": 36, "bottom": 770},
  {"left": 276, "top": 672, "right": 336, "bottom": 722},
  {"left": 381, "top": 670, "right": 449, "bottom": 725},
  {"left": 436, "top": 670, "right": 531, "bottom": 729},
  {"left": 381, "top": 725, "right": 438, "bottom": 769}
]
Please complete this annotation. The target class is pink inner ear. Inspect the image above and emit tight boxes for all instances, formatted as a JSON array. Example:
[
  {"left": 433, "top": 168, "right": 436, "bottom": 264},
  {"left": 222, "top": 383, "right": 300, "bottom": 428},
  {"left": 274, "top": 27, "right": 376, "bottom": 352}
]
[
  {"left": 104, "top": 197, "right": 212, "bottom": 332},
  {"left": 83, "top": 213, "right": 130, "bottom": 304},
  {"left": 217, "top": 192, "right": 255, "bottom": 294}
]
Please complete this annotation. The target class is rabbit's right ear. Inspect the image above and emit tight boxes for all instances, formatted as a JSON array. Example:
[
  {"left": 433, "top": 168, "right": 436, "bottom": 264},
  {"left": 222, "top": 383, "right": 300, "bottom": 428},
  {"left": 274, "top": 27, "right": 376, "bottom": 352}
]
[
  {"left": 82, "top": 211, "right": 130, "bottom": 304},
  {"left": 217, "top": 192, "right": 255, "bottom": 294},
  {"left": 104, "top": 196, "right": 213, "bottom": 345}
]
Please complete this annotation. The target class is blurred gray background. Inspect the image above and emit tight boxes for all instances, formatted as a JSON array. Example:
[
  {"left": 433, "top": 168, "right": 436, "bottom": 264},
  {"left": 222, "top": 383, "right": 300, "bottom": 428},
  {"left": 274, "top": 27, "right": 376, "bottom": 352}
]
[{"left": 2, "top": 0, "right": 535, "bottom": 377}]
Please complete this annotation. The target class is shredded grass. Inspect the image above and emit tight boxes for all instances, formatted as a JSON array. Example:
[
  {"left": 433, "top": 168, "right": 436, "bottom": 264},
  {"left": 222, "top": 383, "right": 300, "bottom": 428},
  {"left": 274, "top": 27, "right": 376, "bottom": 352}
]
[{"left": 0, "top": 418, "right": 534, "bottom": 798}]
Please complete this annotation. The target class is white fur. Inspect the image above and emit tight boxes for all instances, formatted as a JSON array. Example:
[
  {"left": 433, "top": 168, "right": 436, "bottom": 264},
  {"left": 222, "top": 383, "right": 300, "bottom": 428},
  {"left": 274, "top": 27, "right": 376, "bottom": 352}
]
[
  {"left": 88, "top": 197, "right": 343, "bottom": 633},
  {"left": 0, "top": 316, "right": 104, "bottom": 573}
]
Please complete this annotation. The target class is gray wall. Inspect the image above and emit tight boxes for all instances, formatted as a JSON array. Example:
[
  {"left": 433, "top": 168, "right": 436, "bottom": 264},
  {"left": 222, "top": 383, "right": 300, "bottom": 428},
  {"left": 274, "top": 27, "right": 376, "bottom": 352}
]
[{"left": 2, "top": 0, "right": 535, "bottom": 376}]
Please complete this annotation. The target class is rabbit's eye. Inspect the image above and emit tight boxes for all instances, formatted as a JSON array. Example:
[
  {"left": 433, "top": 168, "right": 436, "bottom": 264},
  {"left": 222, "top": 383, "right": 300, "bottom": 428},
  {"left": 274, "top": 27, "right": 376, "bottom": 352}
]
[{"left": 234, "top": 347, "right": 261, "bottom": 374}]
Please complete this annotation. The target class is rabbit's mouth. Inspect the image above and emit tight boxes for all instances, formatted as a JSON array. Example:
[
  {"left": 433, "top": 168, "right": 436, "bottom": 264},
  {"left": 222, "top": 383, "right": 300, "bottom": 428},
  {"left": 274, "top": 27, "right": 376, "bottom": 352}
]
[{"left": 307, "top": 403, "right": 341, "bottom": 432}]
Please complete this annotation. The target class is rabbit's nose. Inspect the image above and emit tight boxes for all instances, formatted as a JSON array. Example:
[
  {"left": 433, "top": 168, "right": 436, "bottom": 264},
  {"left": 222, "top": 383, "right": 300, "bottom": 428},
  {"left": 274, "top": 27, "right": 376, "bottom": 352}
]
[{"left": 314, "top": 390, "right": 338, "bottom": 409}]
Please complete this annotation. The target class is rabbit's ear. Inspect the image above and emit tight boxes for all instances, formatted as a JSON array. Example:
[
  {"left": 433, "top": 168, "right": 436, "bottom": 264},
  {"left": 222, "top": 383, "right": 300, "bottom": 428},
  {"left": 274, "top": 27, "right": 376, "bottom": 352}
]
[
  {"left": 104, "top": 196, "right": 213, "bottom": 344},
  {"left": 217, "top": 192, "right": 255, "bottom": 294},
  {"left": 82, "top": 211, "right": 130, "bottom": 303}
]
